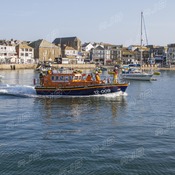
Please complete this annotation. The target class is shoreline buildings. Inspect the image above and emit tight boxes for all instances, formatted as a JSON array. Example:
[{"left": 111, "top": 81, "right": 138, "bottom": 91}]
[{"left": 0, "top": 37, "right": 174, "bottom": 67}]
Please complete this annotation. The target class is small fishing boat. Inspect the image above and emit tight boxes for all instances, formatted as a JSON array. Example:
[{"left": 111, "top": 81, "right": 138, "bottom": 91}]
[{"left": 35, "top": 69, "right": 128, "bottom": 96}]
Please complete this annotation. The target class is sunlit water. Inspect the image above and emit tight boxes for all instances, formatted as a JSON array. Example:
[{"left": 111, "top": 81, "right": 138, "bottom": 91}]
[{"left": 0, "top": 69, "right": 175, "bottom": 175}]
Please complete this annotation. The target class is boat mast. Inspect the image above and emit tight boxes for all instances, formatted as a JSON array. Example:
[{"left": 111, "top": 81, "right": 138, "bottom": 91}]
[
  {"left": 60, "top": 38, "right": 62, "bottom": 58},
  {"left": 140, "top": 12, "right": 143, "bottom": 65},
  {"left": 142, "top": 14, "right": 148, "bottom": 45}
]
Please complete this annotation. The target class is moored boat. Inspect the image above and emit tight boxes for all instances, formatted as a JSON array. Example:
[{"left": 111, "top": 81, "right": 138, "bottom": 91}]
[
  {"left": 121, "top": 67, "right": 153, "bottom": 81},
  {"left": 120, "top": 12, "right": 152, "bottom": 81},
  {"left": 35, "top": 69, "right": 128, "bottom": 96}
]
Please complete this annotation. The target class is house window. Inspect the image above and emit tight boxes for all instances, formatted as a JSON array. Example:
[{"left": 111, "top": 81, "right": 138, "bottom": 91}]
[
  {"left": 21, "top": 53, "right": 24, "bottom": 56},
  {"left": 22, "top": 48, "right": 24, "bottom": 51},
  {"left": 29, "top": 49, "right": 32, "bottom": 52},
  {"left": 25, "top": 53, "right": 28, "bottom": 56},
  {"left": 25, "top": 48, "right": 28, "bottom": 51}
]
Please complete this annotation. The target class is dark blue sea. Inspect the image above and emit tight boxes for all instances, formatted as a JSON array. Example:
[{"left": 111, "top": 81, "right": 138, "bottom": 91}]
[{"left": 0, "top": 69, "right": 175, "bottom": 175}]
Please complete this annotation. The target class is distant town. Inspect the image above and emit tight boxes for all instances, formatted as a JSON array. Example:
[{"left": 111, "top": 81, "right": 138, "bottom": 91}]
[{"left": 0, "top": 37, "right": 175, "bottom": 67}]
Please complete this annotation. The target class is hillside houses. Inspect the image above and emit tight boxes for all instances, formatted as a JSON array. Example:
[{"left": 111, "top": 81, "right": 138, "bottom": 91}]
[{"left": 0, "top": 37, "right": 173, "bottom": 67}]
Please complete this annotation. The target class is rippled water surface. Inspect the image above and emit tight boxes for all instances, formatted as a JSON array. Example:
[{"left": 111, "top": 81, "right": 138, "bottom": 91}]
[{"left": 0, "top": 69, "right": 175, "bottom": 175}]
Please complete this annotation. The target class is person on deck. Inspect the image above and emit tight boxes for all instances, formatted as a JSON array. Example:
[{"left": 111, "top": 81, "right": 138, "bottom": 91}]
[
  {"left": 95, "top": 72, "right": 101, "bottom": 83},
  {"left": 113, "top": 67, "right": 118, "bottom": 83},
  {"left": 86, "top": 74, "right": 92, "bottom": 81}
]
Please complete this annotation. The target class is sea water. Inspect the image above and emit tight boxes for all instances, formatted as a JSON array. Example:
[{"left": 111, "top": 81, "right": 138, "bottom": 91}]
[{"left": 0, "top": 69, "right": 175, "bottom": 175}]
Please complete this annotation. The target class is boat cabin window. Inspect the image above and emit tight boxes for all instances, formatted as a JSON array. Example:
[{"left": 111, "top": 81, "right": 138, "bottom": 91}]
[
  {"left": 73, "top": 76, "right": 82, "bottom": 80},
  {"left": 65, "top": 76, "right": 69, "bottom": 82},
  {"left": 69, "top": 76, "right": 73, "bottom": 80},
  {"left": 51, "top": 75, "right": 72, "bottom": 82},
  {"left": 59, "top": 76, "right": 64, "bottom": 81},
  {"left": 55, "top": 76, "right": 63, "bottom": 82},
  {"left": 73, "top": 76, "right": 78, "bottom": 80}
]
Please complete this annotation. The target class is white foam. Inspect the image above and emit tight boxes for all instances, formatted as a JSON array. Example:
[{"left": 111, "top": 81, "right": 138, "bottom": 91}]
[
  {"left": 0, "top": 89, "right": 8, "bottom": 93},
  {"left": 0, "top": 84, "right": 36, "bottom": 97}
]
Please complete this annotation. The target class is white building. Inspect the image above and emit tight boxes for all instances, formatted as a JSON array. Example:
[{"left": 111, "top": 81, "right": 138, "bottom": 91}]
[
  {"left": 92, "top": 45, "right": 111, "bottom": 65},
  {"left": 16, "top": 44, "right": 34, "bottom": 64},
  {"left": 167, "top": 44, "right": 175, "bottom": 65},
  {"left": 91, "top": 43, "right": 123, "bottom": 65},
  {"left": 62, "top": 58, "right": 69, "bottom": 64},
  {"left": 0, "top": 45, "right": 17, "bottom": 63},
  {"left": 64, "top": 46, "right": 83, "bottom": 64},
  {"left": 76, "top": 54, "right": 84, "bottom": 64},
  {"left": 64, "top": 46, "right": 78, "bottom": 57},
  {"left": 82, "top": 42, "right": 94, "bottom": 52},
  {"left": 92, "top": 45, "right": 105, "bottom": 65},
  {"left": 128, "top": 45, "right": 141, "bottom": 51}
]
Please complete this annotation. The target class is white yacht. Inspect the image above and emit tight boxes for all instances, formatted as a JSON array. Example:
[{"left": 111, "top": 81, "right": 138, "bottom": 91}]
[
  {"left": 121, "top": 68, "right": 153, "bottom": 81},
  {"left": 121, "top": 12, "right": 153, "bottom": 81}
]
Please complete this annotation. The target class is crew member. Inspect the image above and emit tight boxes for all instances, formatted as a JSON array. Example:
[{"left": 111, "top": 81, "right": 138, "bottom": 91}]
[
  {"left": 113, "top": 67, "right": 118, "bottom": 83},
  {"left": 86, "top": 74, "right": 92, "bottom": 81},
  {"left": 95, "top": 72, "right": 101, "bottom": 83}
]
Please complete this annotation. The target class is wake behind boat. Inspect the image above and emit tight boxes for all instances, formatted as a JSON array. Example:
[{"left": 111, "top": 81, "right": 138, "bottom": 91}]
[{"left": 35, "top": 68, "right": 128, "bottom": 96}]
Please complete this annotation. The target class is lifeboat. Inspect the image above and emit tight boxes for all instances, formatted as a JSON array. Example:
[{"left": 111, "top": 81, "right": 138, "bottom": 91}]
[{"left": 35, "top": 69, "right": 128, "bottom": 96}]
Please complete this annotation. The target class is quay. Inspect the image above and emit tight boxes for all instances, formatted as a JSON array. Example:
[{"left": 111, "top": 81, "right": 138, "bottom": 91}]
[
  {"left": 0, "top": 64, "right": 96, "bottom": 70},
  {"left": 0, "top": 63, "right": 175, "bottom": 71}
]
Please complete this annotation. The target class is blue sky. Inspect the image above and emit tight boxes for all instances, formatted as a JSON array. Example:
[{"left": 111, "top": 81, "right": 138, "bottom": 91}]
[{"left": 0, "top": 0, "right": 174, "bottom": 46}]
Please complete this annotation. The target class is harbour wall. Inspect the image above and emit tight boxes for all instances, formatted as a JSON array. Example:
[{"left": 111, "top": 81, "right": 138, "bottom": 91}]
[
  {"left": 0, "top": 64, "right": 36, "bottom": 70},
  {"left": 0, "top": 64, "right": 175, "bottom": 71},
  {"left": 0, "top": 64, "right": 96, "bottom": 70}
]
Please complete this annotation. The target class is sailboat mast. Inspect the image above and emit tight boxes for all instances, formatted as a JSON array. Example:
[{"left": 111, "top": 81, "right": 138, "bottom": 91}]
[{"left": 140, "top": 12, "right": 143, "bottom": 65}]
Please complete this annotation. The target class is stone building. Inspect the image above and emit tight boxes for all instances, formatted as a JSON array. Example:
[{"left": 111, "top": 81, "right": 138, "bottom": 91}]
[
  {"left": 29, "top": 39, "right": 61, "bottom": 62},
  {"left": 53, "top": 37, "right": 82, "bottom": 52}
]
